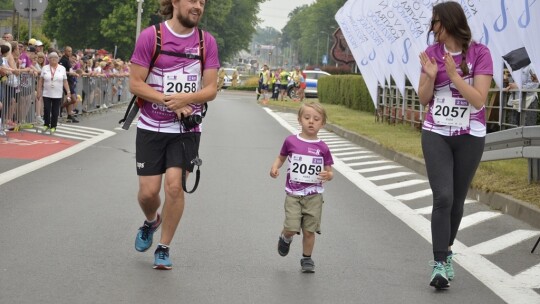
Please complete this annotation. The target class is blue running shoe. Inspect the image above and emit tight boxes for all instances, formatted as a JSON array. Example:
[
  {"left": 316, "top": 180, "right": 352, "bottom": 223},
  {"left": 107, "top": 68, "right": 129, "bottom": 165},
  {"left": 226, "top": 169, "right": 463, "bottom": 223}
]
[
  {"left": 429, "top": 261, "right": 450, "bottom": 289},
  {"left": 135, "top": 214, "right": 161, "bottom": 252},
  {"left": 153, "top": 245, "right": 172, "bottom": 270}
]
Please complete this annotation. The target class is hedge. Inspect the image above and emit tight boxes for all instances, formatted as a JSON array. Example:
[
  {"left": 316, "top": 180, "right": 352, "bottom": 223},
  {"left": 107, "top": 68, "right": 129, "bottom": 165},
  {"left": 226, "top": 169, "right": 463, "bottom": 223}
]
[{"left": 318, "top": 75, "right": 375, "bottom": 112}]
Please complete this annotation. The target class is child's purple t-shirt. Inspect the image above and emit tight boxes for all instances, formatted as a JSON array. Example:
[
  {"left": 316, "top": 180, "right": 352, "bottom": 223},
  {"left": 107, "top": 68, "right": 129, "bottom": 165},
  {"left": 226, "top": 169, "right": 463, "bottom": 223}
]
[
  {"left": 280, "top": 134, "right": 334, "bottom": 196},
  {"left": 422, "top": 42, "right": 493, "bottom": 137},
  {"left": 130, "top": 21, "right": 220, "bottom": 133}
]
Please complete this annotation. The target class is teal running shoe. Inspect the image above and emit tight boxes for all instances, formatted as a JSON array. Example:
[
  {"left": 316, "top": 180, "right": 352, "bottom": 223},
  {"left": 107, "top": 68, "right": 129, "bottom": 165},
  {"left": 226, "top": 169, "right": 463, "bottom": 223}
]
[
  {"left": 429, "top": 261, "right": 450, "bottom": 289},
  {"left": 134, "top": 214, "right": 161, "bottom": 252},
  {"left": 153, "top": 245, "right": 172, "bottom": 270},
  {"left": 445, "top": 253, "right": 455, "bottom": 281}
]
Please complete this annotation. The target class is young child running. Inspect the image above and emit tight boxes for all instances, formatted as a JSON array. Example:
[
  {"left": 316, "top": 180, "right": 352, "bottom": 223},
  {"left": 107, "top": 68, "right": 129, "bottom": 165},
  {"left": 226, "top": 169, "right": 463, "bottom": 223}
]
[{"left": 269, "top": 101, "right": 334, "bottom": 273}]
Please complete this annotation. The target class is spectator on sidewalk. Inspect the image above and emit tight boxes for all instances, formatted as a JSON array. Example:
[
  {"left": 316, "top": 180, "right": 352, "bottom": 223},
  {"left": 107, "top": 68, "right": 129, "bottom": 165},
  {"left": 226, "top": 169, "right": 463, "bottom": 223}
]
[
  {"left": 36, "top": 52, "right": 72, "bottom": 134},
  {"left": 58, "top": 46, "right": 79, "bottom": 123},
  {"left": 504, "top": 63, "right": 539, "bottom": 126}
]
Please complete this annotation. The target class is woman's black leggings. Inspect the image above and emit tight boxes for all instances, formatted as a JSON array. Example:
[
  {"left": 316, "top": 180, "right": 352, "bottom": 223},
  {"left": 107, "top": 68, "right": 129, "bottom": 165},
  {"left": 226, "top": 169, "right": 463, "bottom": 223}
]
[
  {"left": 43, "top": 97, "right": 61, "bottom": 128},
  {"left": 421, "top": 130, "right": 485, "bottom": 262}
]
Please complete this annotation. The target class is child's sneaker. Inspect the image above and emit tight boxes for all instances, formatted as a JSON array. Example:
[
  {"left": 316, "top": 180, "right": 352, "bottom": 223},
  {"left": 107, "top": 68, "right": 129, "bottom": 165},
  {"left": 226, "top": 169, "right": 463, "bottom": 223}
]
[
  {"left": 429, "top": 261, "right": 450, "bottom": 289},
  {"left": 153, "top": 245, "right": 172, "bottom": 270},
  {"left": 277, "top": 235, "right": 291, "bottom": 257},
  {"left": 445, "top": 253, "right": 455, "bottom": 281},
  {"left": 300, "top": 257, "right": 315, "bottom": 273}
]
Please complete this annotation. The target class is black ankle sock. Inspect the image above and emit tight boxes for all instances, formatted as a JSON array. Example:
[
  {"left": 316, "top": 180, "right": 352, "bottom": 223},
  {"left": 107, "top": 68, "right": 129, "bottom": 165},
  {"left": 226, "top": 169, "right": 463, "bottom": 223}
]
[{"left": 302, "top": 254, "right": 311, "bottom": 258}]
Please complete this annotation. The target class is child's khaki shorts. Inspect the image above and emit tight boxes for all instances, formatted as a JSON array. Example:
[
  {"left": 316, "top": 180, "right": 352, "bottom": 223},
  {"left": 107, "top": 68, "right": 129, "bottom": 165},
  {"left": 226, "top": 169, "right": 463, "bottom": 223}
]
[{"left": 283, "top": 193, "right": 324, "bottom": 234}]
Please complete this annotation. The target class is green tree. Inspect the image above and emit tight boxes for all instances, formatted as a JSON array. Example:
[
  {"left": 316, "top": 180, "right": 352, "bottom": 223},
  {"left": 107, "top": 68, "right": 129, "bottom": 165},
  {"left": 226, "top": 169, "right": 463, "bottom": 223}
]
[
  {"left": 43, "top": 0, "right": 263, "bottom": 62},
  {"left": 0, "top": 0, "right": 12, "bottom": 10},
  {"left": 201, "top": 0, "right": 264, "bottom": 63},
  {"left": 281, "top": 0, "right": 345, "bottom": 66}
]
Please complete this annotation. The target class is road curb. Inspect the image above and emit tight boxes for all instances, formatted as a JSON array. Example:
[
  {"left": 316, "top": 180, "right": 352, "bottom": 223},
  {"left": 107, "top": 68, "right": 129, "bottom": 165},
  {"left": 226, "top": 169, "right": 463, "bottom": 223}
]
[{"left": 324, "top": 123, "right": 540, "bottom": 230}]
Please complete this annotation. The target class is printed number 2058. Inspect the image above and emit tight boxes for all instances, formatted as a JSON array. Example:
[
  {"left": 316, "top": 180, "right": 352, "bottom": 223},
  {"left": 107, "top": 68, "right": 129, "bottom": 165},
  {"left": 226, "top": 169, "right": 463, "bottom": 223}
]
[{"left": 165, "top": 82, "right": 197, "bottom": 94}]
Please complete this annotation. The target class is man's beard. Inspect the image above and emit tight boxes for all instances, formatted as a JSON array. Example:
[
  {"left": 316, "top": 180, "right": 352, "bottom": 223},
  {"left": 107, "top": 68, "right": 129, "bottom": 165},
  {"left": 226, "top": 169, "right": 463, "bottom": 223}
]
[{"left": 176, "top": 11, "right": 199, "bottom": 28}]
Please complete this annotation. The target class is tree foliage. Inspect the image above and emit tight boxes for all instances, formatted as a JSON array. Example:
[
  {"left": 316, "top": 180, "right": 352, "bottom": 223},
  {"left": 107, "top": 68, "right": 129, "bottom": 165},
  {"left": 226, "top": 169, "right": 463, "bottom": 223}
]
[
  {"left": 42, "top": 0, "right": 263, "bottom": 61},
  {"left": 280, "top": 0, "right": 346, "bottom": 66}
]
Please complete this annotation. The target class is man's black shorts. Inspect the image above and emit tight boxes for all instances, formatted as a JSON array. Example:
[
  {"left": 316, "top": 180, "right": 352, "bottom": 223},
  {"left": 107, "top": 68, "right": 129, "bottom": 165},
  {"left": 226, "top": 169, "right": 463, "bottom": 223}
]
[{"left": 135, "top": 128, "right": 201, "bottom": 176}]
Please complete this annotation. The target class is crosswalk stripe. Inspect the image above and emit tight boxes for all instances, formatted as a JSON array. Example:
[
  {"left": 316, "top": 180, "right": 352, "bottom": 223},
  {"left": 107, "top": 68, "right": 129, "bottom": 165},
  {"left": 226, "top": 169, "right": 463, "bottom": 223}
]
[
  {"left": 347, "top": 160, "right": 390, "bottom": 166},
  {"left": 459, "top": 211, "right": 503, "bottom": 230},
  {"left": 469, "top": 230, "right": 540, "bottom": 255},
  {"left": 327, "top": 143, "right": 357, "bottom": 148},
  {"left": 340, "top": 153, "right": 378, "bottom": 161},
  {"left": 514, "top": 262, "right": 540, "bottom": 289},
  {"left": 356, "top": 165, "right": 402, "bottom": 173},
  {"left": 367, "top": 172, "right": 415, "bottom": 181},
  {"left": 333, "top": 151, "right": 369, "bottom": 156},
  {"left": 394, "top": 189, "right": 433, "bottom": 201},
  {"left": 331, "top": 147, "right": 362, "bottom": 152},
  {"left": 379, "top": 179, "right": 428, "bottom": 191},
  {"left": 415, "top": 199, "right": 476, "bottom": 215}
]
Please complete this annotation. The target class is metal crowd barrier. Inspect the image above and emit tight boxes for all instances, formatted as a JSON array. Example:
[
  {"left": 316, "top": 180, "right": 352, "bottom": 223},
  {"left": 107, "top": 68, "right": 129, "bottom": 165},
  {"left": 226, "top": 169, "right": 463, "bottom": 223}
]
[
  {"left": 482, "top": 126, "right": 540, "bottom": 182},
  {"left": 376, "top": 85, "right": 539, "bottom": 182},
  {"left": 0, "top": 73, "right": 130, "bottom": 136},
  {"left": 377, "top": 85, "right": 539, "bottom": 131}
]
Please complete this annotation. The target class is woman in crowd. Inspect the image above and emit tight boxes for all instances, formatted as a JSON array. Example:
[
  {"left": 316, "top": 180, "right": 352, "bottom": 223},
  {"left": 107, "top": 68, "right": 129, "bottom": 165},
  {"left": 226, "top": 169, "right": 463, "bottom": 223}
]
[{"left": 36, "top": 52, "right": 72, "bottom": 133}]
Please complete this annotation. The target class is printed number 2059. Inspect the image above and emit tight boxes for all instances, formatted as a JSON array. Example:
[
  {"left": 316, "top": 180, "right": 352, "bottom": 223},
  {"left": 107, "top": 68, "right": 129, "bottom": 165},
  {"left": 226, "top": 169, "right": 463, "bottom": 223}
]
[{"left": 292, "top": 163, "right": 322, "bottom": 175}]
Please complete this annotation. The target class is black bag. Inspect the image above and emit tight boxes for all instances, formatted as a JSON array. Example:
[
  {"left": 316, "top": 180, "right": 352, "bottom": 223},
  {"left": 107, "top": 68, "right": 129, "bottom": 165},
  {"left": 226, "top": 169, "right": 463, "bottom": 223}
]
[{"left": 503, "top": 47, "right": 531, "bottom": 71}]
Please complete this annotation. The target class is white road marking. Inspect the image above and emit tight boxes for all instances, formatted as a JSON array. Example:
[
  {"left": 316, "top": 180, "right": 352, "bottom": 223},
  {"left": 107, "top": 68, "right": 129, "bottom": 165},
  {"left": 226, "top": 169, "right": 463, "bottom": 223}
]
[
  {"left": 367, "top": 172, "right": 416, "bottom": 181},
  {"left": 394, "top": 189, "right": 433, "bottom": 201},
  {"left": 514, "top": 262, "right": 540, "bottom": 289},
  {"left": 415, "top": 199, "right": 476, "bottom": 215},
  {"left": 0, "top": 128, "right": 116, "bottom": 186},
  {"left": 469, "top": 230, "right": 540, "bottom": 255},
  {"left": 356, "top": 165, "right": 402, "bottom": 173},
  {"left": 379, "top": 179, "right": 428, "bottom": 191},
  {"left": 459, "top": 211, "right": 503, "bottom": 230},
  {"left": 331, "top": 147, "right": 362, "bottom": 152},
  {"left": 333, "top": 151, "right": 369, "bottom": 157}
]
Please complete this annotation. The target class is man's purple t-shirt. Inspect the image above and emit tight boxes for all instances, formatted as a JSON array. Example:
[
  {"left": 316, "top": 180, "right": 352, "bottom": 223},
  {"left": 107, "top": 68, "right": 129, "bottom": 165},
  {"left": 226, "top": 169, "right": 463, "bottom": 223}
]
[
  {"left": 422, "top": 42, "right": 493, "bottom": 137},
  {"left": 280, "top": 134, "right": 334, "bottom": 196},
  {"left": 130, "top": 21, "right": 220, "bottom": 133}
]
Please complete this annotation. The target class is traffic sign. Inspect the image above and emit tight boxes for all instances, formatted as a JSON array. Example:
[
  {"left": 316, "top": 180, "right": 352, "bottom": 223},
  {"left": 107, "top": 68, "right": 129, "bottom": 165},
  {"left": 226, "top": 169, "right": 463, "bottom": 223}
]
[{"left": 14, "top": 0, "right": 48, "bottom": 18}]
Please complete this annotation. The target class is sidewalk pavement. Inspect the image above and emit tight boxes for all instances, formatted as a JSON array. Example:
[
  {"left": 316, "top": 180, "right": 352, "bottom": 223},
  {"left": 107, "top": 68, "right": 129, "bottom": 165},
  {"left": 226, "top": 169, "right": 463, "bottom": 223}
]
[{"left": 324, "top": 122, "right": 540, "bottom": 230}]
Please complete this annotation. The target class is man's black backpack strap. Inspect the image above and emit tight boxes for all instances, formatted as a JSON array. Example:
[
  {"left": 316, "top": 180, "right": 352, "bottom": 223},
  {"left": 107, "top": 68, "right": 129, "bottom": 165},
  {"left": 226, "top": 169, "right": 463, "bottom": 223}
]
[{"left": 119, "top": 24, "right": 163, "bottom": 128}]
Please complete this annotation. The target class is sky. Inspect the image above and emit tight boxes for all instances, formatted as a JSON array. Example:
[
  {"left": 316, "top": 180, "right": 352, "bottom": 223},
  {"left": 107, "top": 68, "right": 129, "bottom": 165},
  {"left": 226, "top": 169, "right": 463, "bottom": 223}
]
[{"left": 257, "top": 0, "right": 316, "bottom": 31}]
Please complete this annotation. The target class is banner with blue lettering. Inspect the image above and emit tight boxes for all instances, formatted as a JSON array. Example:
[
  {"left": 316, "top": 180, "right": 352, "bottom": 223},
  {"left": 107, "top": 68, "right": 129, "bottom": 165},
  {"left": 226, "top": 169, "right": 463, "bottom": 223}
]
[{"left": 335, "top": 0, "right": 538, "bottom": 105}]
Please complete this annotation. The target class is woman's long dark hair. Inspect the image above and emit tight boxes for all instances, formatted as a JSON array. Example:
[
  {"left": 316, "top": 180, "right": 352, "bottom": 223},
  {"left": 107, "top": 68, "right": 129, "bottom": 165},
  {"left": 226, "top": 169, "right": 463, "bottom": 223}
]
[{"left": 428, "top": 2, "right": 472, "bottom": 76}]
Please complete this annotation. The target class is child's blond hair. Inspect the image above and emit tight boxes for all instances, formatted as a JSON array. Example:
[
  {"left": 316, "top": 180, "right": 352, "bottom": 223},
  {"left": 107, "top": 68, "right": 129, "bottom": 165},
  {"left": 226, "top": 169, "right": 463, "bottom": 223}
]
[{"left": 298, "top": 101, "right": 327, "bottom": 124}]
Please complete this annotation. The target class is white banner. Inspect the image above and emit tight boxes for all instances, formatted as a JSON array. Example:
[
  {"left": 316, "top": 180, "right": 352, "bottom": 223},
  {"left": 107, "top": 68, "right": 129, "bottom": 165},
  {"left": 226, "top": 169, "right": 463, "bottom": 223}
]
[
  {"left": 335, "top": 1, "right": 381, "bottom": 107},
  {"left": 506, "top": 0, "right": 540, "bottom": 83},
  {"left": 335, "top": 0, "right": 538, "bottom": 104}
]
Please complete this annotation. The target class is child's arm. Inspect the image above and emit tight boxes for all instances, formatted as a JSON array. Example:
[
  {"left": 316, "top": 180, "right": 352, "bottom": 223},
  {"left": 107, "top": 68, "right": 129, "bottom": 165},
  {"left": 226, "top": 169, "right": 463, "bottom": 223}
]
[
  {"left": 318, "top": 165, "right": 334, "bottom": 182},
  {"left": 270, "top": 155, "right": 287, "bottom": 178}
]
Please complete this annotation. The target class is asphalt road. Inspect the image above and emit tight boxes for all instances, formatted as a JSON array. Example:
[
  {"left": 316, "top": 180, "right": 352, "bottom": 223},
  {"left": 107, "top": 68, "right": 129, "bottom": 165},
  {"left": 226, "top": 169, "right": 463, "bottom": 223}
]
[{"left": 0, "top": 91, "right": 538, "bottom": 304}]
